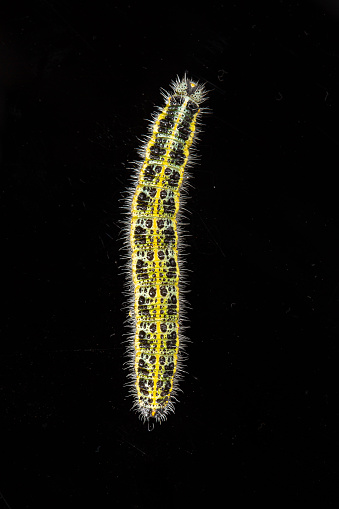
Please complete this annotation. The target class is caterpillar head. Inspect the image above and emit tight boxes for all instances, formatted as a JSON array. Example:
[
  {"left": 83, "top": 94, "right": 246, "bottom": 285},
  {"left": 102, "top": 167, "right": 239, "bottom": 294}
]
[{"left": 172, "top": 76, "right": 207, "bottom": 105}]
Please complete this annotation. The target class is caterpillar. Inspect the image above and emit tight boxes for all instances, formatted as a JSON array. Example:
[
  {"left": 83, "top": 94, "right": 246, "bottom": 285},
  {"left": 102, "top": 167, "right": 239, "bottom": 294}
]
[{"left": 123, "top": 75, "right": 207, "bottom": 423}]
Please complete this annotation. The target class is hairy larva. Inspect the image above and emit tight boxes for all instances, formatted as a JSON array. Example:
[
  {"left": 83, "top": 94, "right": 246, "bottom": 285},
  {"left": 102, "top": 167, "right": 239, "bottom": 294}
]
[{"left": 122, "top": 75, "right": 208, "bottom": 423}]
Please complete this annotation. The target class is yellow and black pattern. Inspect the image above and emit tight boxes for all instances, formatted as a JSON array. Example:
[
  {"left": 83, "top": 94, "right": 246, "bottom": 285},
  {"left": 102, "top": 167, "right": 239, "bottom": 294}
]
[{"left": 126, "top": 76, "right": 207, "bottom": 422}]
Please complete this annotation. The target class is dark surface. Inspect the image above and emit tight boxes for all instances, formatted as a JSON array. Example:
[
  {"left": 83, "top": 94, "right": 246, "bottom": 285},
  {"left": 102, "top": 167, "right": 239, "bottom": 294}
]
[{"left": 1, "top": 0, "right": 338, "bottom": 507}]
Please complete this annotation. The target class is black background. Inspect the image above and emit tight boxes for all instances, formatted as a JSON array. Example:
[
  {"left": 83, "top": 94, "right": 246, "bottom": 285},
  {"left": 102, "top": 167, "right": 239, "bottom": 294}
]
[{"left": 1, "top": 0, "right": 338, "bottom": 507}]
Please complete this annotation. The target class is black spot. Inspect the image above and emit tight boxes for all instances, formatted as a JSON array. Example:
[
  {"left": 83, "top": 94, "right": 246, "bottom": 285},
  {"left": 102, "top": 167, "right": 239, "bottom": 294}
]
[
  {"left": 160, "top": 286, "right": 167, "bottom": 297},
  {"left": 158, "top": 250, "right": 165, "bottom": 260},
  {"left": 149, "top": 287, "right": 156, "bottom": 298},
  {"left": 160, "top": 190, "right": 167, "bottom": 199},
  {"left": 169, "top": 258, "right": 176, "bottom": 267},
  {"left": 159, "top": 356, "right": 165, "bottom": 365},
  {"left": 134, "top": 225, "right": 146, "bottom": 244},
  {"left": 167, "top": 339, "right": 177, "bottom": 349},
  {"left": 160, "top": 323, "right": 167, "bottom": 332},
  {"left": 149, "top": 187, "right": 157, "bottom": 197},
  {"left": 138, "top": 296, "right": 145, "bottom": 305},
  {"left": 147, "top": 251, "right": 154, "bottom": 261},
  {"left": 144, "top": 165, "right": 155, "bottom": 181},
  {"left": 157, "top": 219, "right": 164, "bottom": 229},
  {"left": 169, "top": 331, "right": 177, "bottom": 340},
  {"left": 137, "top": 272, "right": 149, "bottom": 281},
  {"left": 165, "top": 113, "right": 175, "bottom": 124},
  {"left": 150, "top": 323, "right": 156, "bottom": 333},
  {"left": 178, "top": 126, "right": 190, "bottom": 141},
  {"left": 170, "top": 148, "right": 185, "bottom": 166},
  {"left": 158, "top": 118, "right": 174, "bottom": 134},
  {"left": 158, "top": 125, "right": 167, "bottom": 135},
  {"left": 137, "top": 192, "right": 149, "bottom": 211},
  {"left": 149, "top": 356, "right": 156, "bottom": 364},
  {"left": 136, "top": 260, "right": 144, "bottom": 268},
  {"left": 183, "top": 113, "right": 194, "bottom": 123},
  {"left": 164, "top": 198, "right": 175, "bottom": 215},
  {"left": 138, "top": 359, "right": 145, "bottom": 367},
  {"left": 168, "top": 171, "right": 180, "bottom": 187},
  {"left": 139, "top": 331, "right": 146, "bottom": 339},
  {"left": 164, "top": 226, "right": 174, "bottom": 236},
  {"left": 163, "top": 227, "right": 175, "bottom": 244},
  {"left": 146, "top": 219, "right": 152, "bottom": 228},
  {"left": 150, "top": 143, "right": 166, "bottom": 157},
  {"left": 171, "top": 295, "right": 177, "bottom": 304}
]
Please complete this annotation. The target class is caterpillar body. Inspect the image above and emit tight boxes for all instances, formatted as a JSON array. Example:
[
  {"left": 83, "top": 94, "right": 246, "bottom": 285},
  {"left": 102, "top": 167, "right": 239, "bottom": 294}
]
[{"left": 124, "top": 75, "right": 207, "bottom": 423}]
